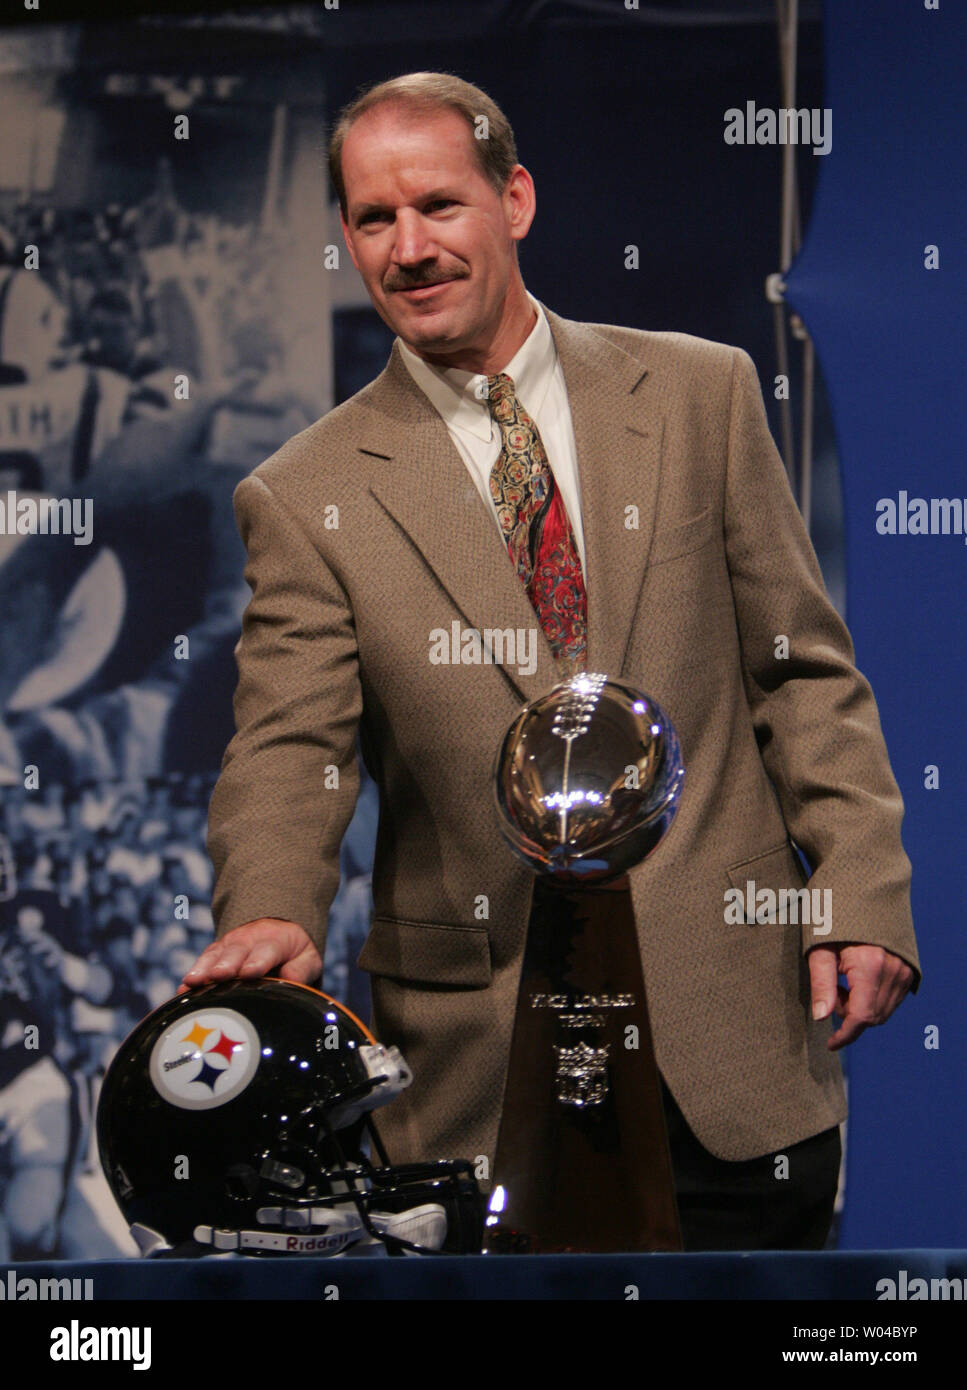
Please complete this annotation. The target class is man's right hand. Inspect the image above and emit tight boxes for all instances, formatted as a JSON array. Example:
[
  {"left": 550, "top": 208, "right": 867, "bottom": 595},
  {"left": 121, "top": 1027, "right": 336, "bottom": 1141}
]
[{"left": 178, "top": 919, "right": 322, "bottom": 995}]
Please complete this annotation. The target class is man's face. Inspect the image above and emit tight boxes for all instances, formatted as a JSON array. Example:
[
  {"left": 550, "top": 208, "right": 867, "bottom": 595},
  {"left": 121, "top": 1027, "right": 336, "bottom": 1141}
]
[{"left": 339, "top": 104, "right": 533, "bottom": 363}]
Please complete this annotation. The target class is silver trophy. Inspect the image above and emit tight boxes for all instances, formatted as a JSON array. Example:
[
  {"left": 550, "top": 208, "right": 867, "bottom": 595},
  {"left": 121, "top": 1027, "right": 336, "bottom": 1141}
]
[
  {"left": 485, "top": 672, "right": 685, "bottom": 1253},
  {"left": 494, "top": 671, "right": 684, "bottom": 884}
]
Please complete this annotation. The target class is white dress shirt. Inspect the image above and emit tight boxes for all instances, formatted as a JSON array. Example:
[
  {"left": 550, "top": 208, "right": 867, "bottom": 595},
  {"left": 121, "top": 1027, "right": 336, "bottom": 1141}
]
[{"left": 396, "top": 292, "right": 587, "bottom": 573}]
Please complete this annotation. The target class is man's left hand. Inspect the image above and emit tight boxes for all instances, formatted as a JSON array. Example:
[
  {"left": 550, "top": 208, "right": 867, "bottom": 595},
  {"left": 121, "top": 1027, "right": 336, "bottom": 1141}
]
[{"left": 808, "top": 943, "right": 915, "bottom": 1051}]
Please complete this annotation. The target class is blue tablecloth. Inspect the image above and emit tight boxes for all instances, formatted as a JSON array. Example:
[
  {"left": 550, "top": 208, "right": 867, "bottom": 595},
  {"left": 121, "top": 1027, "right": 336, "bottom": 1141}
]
[{"left": 5, "top": 1251, "right": 967, "bottom": 1300}]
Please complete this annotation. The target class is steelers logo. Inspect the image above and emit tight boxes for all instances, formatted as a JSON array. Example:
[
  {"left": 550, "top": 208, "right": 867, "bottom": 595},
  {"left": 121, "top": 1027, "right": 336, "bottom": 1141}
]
[{"left": 149, "top": 1007, "right": 261, "bottom": 1111}]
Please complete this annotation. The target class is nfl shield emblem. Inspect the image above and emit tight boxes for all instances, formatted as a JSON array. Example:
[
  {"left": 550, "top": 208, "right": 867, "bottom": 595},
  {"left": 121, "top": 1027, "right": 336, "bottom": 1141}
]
[{"left": 553, "top": 1041, "right": 610, "bottom": 1108}]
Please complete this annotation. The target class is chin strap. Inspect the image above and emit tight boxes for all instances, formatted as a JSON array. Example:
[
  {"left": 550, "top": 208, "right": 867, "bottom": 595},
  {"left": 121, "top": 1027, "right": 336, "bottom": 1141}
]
[
  {"left": 191, "top": 1202, "right": 447, "bottom": 1256},
  {"left": 365, "top": 1204, "right": 449, "bottom": 1252}
]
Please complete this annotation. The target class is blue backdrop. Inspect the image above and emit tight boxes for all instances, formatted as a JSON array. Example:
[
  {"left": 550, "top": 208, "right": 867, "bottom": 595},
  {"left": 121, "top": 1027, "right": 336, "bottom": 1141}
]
[{"left": 785, "top": 0, "right": 967, "bottom": 1247}]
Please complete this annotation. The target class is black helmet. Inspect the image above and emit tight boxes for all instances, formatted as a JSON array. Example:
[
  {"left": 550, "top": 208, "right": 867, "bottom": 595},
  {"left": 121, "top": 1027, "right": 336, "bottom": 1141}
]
[{"left": 96, "top": 977, "right": 483, "bottom": 1256}]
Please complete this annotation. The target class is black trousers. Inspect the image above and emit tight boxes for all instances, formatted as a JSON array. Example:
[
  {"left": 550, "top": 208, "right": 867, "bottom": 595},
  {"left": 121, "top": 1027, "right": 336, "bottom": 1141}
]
[{"left": 659, "top": 1078, "right": 842, "bottom": 1251}]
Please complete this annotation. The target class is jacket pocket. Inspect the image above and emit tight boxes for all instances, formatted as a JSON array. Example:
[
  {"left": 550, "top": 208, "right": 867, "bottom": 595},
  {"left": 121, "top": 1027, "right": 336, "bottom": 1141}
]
[
  {"left": 647, "top": 506, "right": 717, "bottom": 566},
  {"left": 725, "top": 842, "right": 808, "bottom": 925},
  {"left": 357, "top": 916, "right": 492, "bottom": 987}
]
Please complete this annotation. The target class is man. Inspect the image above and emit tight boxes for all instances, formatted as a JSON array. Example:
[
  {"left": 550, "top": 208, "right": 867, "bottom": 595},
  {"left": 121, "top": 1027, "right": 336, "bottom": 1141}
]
[{"left": 185, "top": 73, "right": 919, "bottom": 1249}]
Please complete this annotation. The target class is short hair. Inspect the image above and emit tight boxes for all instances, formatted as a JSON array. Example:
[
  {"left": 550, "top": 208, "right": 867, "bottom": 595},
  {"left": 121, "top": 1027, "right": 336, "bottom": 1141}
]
[{"left": 329, "top": 71, "right": 518, "bottom": 218}]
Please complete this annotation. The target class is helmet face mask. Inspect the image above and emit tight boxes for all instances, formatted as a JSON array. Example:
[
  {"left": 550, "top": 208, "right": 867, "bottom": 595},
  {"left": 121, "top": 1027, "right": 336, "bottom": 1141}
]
[{"left": 96, "top": 978, "right": 483, "bottom": 1257}]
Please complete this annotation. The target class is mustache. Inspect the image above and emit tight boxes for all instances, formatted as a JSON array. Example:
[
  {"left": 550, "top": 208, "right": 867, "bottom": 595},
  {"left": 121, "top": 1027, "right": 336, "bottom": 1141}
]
[{"left": 385, "top": 269, "right": 466, "bottom": 292}]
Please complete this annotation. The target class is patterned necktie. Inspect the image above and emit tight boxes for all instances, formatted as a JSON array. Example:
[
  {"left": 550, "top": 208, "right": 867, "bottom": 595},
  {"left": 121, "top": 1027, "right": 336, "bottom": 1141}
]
[{"left": 487, "top": 372, "right": 587, "bottom": 674}]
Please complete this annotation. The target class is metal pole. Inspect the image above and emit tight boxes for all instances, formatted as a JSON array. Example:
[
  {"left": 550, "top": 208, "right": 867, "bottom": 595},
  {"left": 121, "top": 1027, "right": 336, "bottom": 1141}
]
[
  {"left": 262, "top": 103, "right": 288, "bottom": 235},
  {"left": 772, "top": 0, "right": 816, "bottom": 532}
]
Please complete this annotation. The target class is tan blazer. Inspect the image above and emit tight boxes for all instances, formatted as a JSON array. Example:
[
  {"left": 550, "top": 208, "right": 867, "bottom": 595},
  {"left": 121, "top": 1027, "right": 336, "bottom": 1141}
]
[{"left": 207, "top": 303, "right": 920, "bottom": 1167}]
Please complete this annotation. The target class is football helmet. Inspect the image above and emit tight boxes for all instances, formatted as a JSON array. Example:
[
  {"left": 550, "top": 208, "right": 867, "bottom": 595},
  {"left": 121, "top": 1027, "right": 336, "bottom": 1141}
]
[{"left": 96, "top": 978, "right": 484, "bottom": 1257}]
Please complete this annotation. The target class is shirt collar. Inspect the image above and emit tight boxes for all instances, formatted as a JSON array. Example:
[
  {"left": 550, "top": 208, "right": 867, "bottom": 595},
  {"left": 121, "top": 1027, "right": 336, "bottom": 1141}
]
[{"left": 396, "top": 291, "right": 555, "bottom": 442}]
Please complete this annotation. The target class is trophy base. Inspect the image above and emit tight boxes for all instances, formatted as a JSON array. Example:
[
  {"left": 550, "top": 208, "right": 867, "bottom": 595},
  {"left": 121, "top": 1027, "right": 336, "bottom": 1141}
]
[{"left": 484, "top": 874, "right": 682, "bottom": 1254}]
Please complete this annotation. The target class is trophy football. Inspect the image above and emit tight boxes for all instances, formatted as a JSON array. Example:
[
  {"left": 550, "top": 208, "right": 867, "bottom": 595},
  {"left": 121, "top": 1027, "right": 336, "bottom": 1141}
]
[{"left": 484, "top": 672, "right": 685, "bottom": 1253}]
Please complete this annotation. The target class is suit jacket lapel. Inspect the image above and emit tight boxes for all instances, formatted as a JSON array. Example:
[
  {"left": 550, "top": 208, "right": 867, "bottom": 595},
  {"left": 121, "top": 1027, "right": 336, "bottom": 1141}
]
[
  {"left": 544, "top": 306, "right": 665, "bottom": 683},
  {"left": 363, "top": 302, "right": 665, "bottom": 703}
]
